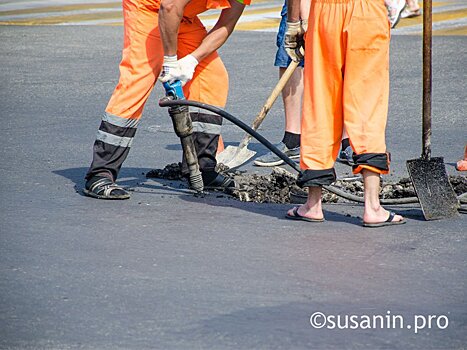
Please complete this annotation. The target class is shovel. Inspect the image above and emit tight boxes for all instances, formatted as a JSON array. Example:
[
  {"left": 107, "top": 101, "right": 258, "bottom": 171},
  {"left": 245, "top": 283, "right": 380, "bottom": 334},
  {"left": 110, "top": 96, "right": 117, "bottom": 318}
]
[
  {"left": 406, "top": 0, "right": 459, "bottom": 220},
  {"left": 216, "top": 59, "right": 300, "bottom": 169}
]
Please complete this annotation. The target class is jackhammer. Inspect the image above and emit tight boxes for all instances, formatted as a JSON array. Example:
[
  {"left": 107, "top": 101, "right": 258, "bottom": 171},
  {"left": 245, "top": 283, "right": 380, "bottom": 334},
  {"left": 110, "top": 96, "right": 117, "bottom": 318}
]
[{"left": 161, "top": 81, "right": 204, "bottom": 193}]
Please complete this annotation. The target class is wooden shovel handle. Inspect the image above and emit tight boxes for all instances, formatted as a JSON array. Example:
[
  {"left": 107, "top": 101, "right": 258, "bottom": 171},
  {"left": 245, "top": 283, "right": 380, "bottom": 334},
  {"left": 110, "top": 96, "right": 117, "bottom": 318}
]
[
  {"left": 422, "top": 0, "right": 432, "bottom": 160},
  {"left": 237, "top": 60, "right": 301, "bottom": 149}
]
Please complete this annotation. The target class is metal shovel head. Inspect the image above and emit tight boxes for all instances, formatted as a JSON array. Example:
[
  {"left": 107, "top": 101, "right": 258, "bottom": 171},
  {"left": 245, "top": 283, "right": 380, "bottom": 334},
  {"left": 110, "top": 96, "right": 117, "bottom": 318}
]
[
  {"left": 406, "top": 156, "right": 459, "bottom": 220},
  {"left": 216, "top": 145, "right": 256, "bottom": 169}
]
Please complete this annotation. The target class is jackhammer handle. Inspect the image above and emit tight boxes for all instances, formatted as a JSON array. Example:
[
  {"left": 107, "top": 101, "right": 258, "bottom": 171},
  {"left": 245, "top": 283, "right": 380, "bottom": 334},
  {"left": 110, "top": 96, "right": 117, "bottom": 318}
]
[
  {"left": 237, "top": 60, "right": 301, "bottom": 149},
  {"left": 163, "top": 81, "right": 185, "bottom": 100}
]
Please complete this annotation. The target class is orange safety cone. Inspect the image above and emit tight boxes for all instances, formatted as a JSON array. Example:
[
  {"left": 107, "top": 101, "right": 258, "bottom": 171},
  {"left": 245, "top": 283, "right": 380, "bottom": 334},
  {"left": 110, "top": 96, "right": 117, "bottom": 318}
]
[
  {"left": 456, "top": 144, "right": 467, "bottom": 171},
  {"left": 217, "top": 135, "right": 225, "bottom": 154}
]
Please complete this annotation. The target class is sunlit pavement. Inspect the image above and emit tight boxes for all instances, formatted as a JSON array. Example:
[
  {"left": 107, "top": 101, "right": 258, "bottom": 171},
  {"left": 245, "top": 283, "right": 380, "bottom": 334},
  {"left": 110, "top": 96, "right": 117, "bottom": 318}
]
[
  {"left": 0, "top": 3, "right": 466, "bottom": 350},
  {"left": 1, "top": 0, "right": 467, "bottom": 35}
]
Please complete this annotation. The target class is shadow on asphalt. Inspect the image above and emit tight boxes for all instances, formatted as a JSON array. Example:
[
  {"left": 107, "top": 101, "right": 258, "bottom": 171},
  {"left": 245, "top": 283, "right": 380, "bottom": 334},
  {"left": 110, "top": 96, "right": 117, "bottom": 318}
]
[
  {"left": 53, "top": 167, "right": 427, "bottom": 223},
  {"left": 180, "top": 193, "right": 365, "bottom": 226},
  {"left": 53, "top": 166, "right": 189, "bottom": 197}
]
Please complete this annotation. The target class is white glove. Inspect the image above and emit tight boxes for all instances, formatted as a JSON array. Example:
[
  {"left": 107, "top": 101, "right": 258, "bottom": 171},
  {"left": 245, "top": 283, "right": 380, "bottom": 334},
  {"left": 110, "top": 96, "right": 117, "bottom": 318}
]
[
  {"left": 301, "top": 19, "right": 308, "bottom": 32},
  {"left": 284, "top": 21, "right": 304, "bottom": 62},
  {"left": 159, "top": 54, "right": 199, "bottom": 86}
]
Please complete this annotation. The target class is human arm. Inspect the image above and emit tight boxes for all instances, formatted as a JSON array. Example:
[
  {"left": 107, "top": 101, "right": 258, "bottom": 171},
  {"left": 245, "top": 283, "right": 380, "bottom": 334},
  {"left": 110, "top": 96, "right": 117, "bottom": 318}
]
[
  {"left": 190, "top": 0, "right": 246, "bottom": 63},
  {"left": 300, "top": 0, "right": 311, "bottom": 31},
  {"left": 159, "top": 0, "right": 245, "bottom": 84},
  {"left": 288, "top": 0, "right": 301, "bottom": 23},
  {"left": 158, "top": 0, "right": 191, "bottom": 56}
]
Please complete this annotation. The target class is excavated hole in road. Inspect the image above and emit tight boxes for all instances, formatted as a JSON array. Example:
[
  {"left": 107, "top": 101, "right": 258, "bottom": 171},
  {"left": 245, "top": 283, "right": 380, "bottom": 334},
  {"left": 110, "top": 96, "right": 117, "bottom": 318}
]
[{"left": 146, "top": 163, "right": 467, "bottom": 204}]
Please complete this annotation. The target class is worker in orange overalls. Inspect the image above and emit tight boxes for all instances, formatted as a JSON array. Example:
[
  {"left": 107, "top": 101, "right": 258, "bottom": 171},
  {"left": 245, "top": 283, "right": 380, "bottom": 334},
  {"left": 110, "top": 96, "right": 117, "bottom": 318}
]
[
  {"left": 284, "top": 0, "right": 405, "bottom": 227},
  {"left": 84, "top": 0, "right": 250, "bottom": 199}
]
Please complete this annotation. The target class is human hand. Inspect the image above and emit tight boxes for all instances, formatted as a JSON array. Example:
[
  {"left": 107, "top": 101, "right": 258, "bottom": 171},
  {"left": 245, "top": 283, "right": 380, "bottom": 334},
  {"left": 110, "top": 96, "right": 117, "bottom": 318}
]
[
  {"left": 284, "top": 21, "right": 304, "bottom": 62},
  {"left": 159, "top": 54, "right": 199, "bottom": 86}
]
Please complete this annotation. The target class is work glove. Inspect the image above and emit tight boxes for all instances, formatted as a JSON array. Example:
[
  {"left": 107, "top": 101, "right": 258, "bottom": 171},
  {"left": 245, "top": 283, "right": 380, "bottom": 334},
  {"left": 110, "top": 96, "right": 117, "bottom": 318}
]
[
  {"left": 159, "top": 54, "right": 199, "bottom": 86},
  {"left": 301, "top": 19, "right": 308, "bottom": 32},
  {"left": 284, "top": 21, "right": 304, "bottom": 62}
]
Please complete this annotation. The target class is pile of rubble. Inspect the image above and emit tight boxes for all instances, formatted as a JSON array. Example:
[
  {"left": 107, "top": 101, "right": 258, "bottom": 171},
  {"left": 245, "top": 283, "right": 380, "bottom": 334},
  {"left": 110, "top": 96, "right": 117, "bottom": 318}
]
[{"left": 146, "top": 163, "right": 467, "bottom": 204}]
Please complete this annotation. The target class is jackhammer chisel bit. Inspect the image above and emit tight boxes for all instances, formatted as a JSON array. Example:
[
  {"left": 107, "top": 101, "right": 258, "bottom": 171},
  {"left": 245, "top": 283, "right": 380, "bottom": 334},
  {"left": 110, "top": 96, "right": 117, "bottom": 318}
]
[{"left": 161, "top": 81, "right": 204, "bottom": 193}]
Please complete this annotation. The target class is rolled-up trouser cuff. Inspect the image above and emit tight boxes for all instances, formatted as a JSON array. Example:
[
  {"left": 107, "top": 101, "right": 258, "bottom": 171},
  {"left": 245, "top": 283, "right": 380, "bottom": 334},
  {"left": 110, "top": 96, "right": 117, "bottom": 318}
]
[
  {"left": 352, "top": 152, "right": 390, "bottom": 174},
  {"left": 297, "top": 168, "right": 337, "bottom": 187}
]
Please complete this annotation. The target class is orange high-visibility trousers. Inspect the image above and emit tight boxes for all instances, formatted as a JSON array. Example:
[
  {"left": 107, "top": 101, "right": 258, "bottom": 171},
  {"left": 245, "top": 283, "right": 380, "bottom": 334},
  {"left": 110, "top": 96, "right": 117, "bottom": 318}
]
[
  {"left": 299, "top": 0, "right": 391, "bottom": 186},
  {"left": 86, "top": 0, "right": 229, "bottom": 181},
  {"left": 106, "top": 1, "right": 229, "bottom": 119}
]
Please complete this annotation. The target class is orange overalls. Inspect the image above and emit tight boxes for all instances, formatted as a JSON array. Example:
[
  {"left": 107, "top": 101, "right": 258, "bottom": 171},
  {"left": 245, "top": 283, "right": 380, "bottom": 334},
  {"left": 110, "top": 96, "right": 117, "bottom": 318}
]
[
  {"left": 298, "top": 0, "right": 391, "bottom": 187},
  {"left": 86, "top": 0, "right": 247, "bottom": 181}
]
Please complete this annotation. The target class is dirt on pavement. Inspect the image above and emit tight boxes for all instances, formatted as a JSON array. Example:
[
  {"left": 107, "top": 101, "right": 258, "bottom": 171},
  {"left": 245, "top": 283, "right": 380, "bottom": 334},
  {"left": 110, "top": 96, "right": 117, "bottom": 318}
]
[{"left": 146, "top": 163, "right": 467, "bottom": 204}]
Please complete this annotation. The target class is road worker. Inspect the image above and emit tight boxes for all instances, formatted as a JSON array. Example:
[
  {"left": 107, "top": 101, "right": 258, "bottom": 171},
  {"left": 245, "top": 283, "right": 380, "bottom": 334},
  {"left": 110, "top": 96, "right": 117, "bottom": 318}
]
[
  {"left": 254, "top": 0, "right": 354, "bottom": 168},
  {"left": 84, "top": 0, "right": 250, "bottom": 199},
  {"left": 284, "top": 0, "right": 405, "bottom": 227}
]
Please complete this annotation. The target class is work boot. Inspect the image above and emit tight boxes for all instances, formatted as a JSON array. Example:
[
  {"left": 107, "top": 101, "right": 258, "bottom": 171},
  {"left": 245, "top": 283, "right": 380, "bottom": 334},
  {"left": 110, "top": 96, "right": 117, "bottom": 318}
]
[
  {"left": 202, "top": 171, "right": 237, "bottom": 191},
  {"left": 254, "top": 142, "right": 300, "bottom": 167}
]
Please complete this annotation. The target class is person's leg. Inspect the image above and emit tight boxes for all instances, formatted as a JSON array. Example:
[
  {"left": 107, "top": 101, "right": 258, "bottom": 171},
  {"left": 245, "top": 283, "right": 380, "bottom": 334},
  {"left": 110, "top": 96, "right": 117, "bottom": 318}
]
[
  {"left": 278, "top": 0, "right": 302, "bottom": 142},
  {"left": 84, "top": 0, "right": 162, "bottom": 198},
  {"left": 287, "top": 0, "right": 345, "bottom": 218},
  {"left": 343, "top": 0, "right": 391, "bottom": 176},
  {"left": 385, "top": 0, "right": 406, "bottom": 28},
  {"left": 254, "top": 2, "right": 303, "bottom": 167},
  {"left": 402, "top": 0, "right": 421, "bottom": 18},
  {"left": 282, "top": 66, "right": 303, "bottom": 137},
  {"left": 362, "top": 169, "right": 404, "bottom": 224},
  {"left": 254, "top": 65, "right": 303, "bottom": 167},
  {"left": 299, "top": 0, "right": 344, "bottom": 180},
  {"left": 286, "top": 186, "right": 324, "bottom": 221},
  {"left": 344, "top": 0, "right": 404, "bottom": 225}
]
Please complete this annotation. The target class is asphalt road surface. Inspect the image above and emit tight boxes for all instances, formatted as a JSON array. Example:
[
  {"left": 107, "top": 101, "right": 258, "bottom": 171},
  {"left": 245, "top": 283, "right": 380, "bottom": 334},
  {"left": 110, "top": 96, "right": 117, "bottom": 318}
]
[{"left": 0, "top": 26, "right": 466, "bottom": 349}]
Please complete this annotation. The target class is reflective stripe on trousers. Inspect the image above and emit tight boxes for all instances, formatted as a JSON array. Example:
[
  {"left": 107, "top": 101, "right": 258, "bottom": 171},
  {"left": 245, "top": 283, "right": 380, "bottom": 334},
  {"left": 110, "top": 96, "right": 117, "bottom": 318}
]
[{"left": 86, "top": 1, "right": 228, "bottom": 180}]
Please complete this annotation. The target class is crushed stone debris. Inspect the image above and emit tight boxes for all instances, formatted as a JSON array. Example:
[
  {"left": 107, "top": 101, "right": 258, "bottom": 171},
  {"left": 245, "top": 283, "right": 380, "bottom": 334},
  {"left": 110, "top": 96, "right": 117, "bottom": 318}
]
[{"left": 146, "top": 163, "right": 466, "bottom": 204}]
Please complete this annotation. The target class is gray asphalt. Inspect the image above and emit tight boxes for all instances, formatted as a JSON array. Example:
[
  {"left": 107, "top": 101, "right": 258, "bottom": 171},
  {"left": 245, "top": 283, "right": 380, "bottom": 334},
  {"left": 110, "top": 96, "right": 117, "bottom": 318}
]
[{"left": 0, "top": 26, "right": 466, "bottom": 350}]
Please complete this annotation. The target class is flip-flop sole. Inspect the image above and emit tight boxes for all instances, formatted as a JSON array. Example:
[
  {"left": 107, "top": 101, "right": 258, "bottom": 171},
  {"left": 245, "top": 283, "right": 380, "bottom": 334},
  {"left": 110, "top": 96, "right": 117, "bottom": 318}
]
[
  {"left": 83, "top": 188, "right": 130, "bottom": 200},
  {"left": 285, "top": 207, "right": 325, "bottom": 223},
  {"left": 362, "top": 219, "right": 406, "bottom": 228}
]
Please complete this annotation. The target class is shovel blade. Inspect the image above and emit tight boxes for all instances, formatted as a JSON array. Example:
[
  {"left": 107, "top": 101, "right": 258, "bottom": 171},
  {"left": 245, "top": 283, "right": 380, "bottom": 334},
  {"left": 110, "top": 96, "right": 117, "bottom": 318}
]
[
  {"left": 216, "top": 145, "right": 256, "bottom": 169},
  {"left": 406, "top": 157, "right": 459, "bottom": 220}
]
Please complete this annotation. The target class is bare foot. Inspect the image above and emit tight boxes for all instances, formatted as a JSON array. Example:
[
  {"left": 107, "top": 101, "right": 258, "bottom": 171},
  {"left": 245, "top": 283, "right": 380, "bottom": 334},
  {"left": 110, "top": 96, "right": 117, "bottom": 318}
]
[
  {"left": 286, "top": 204, "right": 324, "bottom": 221},
  {"left": 363, "top": 206, "right": 404, "bottom": 225}
]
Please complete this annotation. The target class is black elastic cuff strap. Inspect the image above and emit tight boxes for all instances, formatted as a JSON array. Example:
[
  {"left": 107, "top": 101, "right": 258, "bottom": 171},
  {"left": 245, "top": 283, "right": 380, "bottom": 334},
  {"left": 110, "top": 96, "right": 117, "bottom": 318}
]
[
  {"left": 352, "top": 153, "right": 390, "bottom": 172},
  {"left": 297, "top": 168, "right": 336, "bottom": 187}
]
